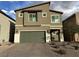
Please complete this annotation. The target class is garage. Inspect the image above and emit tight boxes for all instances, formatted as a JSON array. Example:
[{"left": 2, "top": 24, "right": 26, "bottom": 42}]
[{"left": 20, "top": 31, "right": 46, "bottom": 43}]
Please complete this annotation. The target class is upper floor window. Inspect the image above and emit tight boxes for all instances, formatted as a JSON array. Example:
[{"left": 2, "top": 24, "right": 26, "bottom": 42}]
[
  {"left": 19, "top": 13, "right": 23, "bottom": 17},
  {"left": 28, "top": 13, "right": 37, "bottom": 22},
  {"left": 51, "top": 15, "right": 60, "bottom": 23},
  {"left": 42, "top": 12, "right": 47, "bottom": 17}
]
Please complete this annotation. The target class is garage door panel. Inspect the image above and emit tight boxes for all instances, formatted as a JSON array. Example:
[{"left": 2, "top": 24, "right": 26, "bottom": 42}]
[{"left": 20, "top": 31, "right": 45, "bottom": 43}]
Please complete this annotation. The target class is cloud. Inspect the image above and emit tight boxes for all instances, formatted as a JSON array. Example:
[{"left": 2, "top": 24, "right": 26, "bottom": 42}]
[
  {"left": 50, "top": 1, "right": 79, "bottom": 20},
  {"left": 1, "top": 9, "right": 15, "bottom": 19},
  {"left": 10, "top": 1, "right": 34, "bottom": 10},
  {"left": 9, "top": 10, "right": 15, "bottom": 14},
  {"left": 0, "top": 2, "right": 38, "bottom": 19},
  {"left": 51, "top": 1, "right": 78, "bottom": 10},
  {"left": 1, "top": 9, "right": 8, "bottom": 13},
  {"left": 1, "top": 1, "right": 79, "bottom": 20}
]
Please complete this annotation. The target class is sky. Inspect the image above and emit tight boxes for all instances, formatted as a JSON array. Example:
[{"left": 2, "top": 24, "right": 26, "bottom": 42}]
[{"left": 1, "top": 1, "right": 79, "bottom": 20}]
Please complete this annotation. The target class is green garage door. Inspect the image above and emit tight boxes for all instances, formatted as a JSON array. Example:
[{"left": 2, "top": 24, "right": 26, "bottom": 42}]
[{"left": 20, "top": 31, "right": 46, "bottom": 43}]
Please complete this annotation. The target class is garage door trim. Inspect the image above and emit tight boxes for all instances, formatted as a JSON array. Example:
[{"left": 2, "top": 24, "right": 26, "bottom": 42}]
[{"left": 20, "top": 30, "right": 46, "bottom": 43}]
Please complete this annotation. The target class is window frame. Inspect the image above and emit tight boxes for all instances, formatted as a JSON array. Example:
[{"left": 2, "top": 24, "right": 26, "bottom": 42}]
[
  {"left": 42, "top": 12, "right": 47, "bottom": 17},
  {"left": 51, "top": 15, "right": 60, "bottom": 23},
  {"left": 28, "top": 12, "right": 37, "bottom": 22},
  {"left": 18, "top": 13, "right": 23, "bottom": 17}
]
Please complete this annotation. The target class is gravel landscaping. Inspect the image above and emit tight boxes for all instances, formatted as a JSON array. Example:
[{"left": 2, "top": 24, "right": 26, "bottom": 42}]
[
  {"left": 0, "top": 42, "right": 79, "bottom": 57},
  {"left": 49, "top": 42, "right": 79, "bottom": 57}
]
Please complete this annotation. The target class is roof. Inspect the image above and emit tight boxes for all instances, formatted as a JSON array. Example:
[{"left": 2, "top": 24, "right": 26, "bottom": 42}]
[
  {"left": 21, "top": 10, "right": 42, "bottom": 13},
  {"left": 63, "top": 13, "right": 76, "bottom": 23},
  {"left": 0, "top": 10, "right": 15, "bottom": 24},
  {"left": 49, "top": 9, "right": 63, "bottom": 14},
  {"left": 15, "top": 2, "right": 50, "bottom": 12},
  {"left": 15, "top": 2, "right": 63, "bottom": 14}
]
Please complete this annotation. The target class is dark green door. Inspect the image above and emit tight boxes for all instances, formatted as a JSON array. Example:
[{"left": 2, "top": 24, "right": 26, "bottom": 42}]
[{"left": 20, "top": 31, "right": 45, "bottom": 43}]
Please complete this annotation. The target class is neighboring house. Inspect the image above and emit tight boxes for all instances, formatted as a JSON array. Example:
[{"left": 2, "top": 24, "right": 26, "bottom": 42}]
[
  {"left": 63, "top": 12, "right": 79, "bottom": 42},
  {"left": 14, "top": 2, "right": 64, "bottom": 43},
  {"left": 0, "top": 10, "right": 15, "bottom": 43}
]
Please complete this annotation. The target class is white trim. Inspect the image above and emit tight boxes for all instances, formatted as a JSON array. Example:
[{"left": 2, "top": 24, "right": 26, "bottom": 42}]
[
  {"left": 1, "top": 12, "right": 15, "bottom": 24},
  {"left": 60, "top": 33, "right": 64, "bottom": 42},
  {"left": 28, "top": 13, "right": 37, "bottom": 22},
  {"left": 42, "top": 12, "right": 47, "bottom": 17},
  {"left": 46, "top": 31, "right": 51, "bottom": 43},
  {"left": 9, "top": 19, "right": 15, "bottom": 24},
  {"left": 41, "top": 24, "right": 50, "bottom": 26},
  {"left": 41, "top": 24, "right": 63, "bottom": 29},
  {"left": 14, "top": 31, "right": 20, "bottom": 43},
  {"left": 14, "top": 30, "right": 47, "bottom": 43},
  {"left": 50, "top": 25, "right": 63, "bottom": 28},
  {"left": 50, "top": 27, "right": 62, "bottom": 29},
  {"left": 20, "top": 30, "right": 46, "bottom": 31}
]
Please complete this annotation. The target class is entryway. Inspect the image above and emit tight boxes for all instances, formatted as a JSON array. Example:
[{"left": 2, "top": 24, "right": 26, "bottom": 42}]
[{"left": 50, "top": 29, "right": 60, "bottom": 42}]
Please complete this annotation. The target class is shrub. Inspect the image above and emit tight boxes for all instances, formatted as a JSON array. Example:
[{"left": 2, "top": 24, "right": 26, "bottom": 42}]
[
  {"left": 49, "top": 41, "right": 55, "bottom": 46},
  {"left": 61, "top": 43, "right": 66, "bottom": 46},
  {"left": 73, "top": 46, "right": 79, "bottom": 50},
  {"left": 52, "top": 45, "right": 59, "bottom": 48},
  {"left": 66, "top": 42, "right": 70, "bottom": 45},
  {"left": 54, "top": 49, "right": 66, "bottom": 55},
  {"left": 51, "top": 42, "right": 55, "bottom": 45}
]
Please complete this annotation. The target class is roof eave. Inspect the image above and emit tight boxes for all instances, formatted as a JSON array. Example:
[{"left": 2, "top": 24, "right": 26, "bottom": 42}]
[
  {"left": 63, "top": 13, "right": 75, "bottom": 23},
  {"left": 0, "top": 10, "right": 15, "bottom": 24},
  {"left": 49, "top": 10, "right": 63, "bottom": 14}
]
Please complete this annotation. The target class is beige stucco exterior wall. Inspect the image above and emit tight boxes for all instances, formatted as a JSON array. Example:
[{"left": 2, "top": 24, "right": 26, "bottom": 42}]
[
  {"left": 49, "top": 11, "right": 63, "bottom": 29},
  {"left": 15, "top": 3, "right": 63, "bottom": 30},
  {"left": 0, "top": 13, "right": 10, "bottom": 43},
  {"left": 15, "top": 2, "right": 64, "bottom": 43},
  {"left": 15, "top": 3, "right": 50, "bottom": 43},
  {"left": 16, "top": 3, "right": 50, "bottom": 26}
]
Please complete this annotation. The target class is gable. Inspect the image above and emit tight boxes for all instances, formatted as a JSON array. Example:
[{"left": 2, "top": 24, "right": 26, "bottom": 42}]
[
  {"left": 0, "top": 11, "right": 15, "bottom": 24},
  {"left": 15, "top": 2, "right": 50, "bottom": 12}
]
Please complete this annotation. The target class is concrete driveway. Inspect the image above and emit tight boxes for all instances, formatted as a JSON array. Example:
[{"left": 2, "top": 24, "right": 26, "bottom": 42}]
[{"left": 0, "top": 43, "right": 57, "bottom": 57}]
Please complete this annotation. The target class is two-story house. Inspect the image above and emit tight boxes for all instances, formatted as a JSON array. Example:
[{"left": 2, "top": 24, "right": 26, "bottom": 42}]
[
  {"left": 63, "top": 12, "right": 79, "bottom": 42},
  {"left": 14, "top": 2, "right": 64, "bottom": 43}
]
